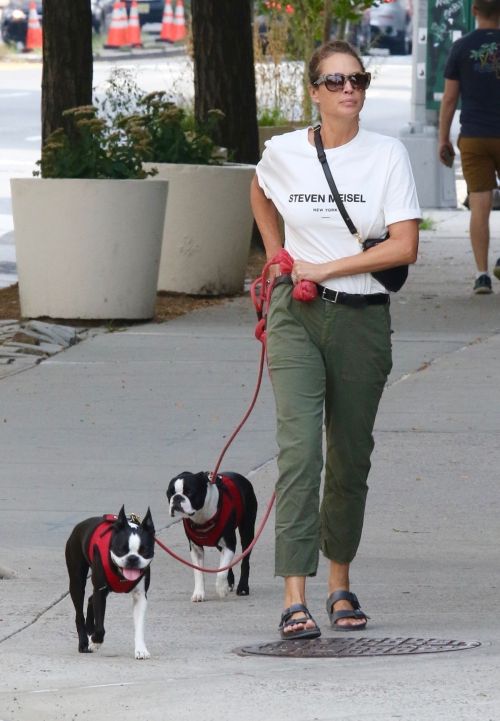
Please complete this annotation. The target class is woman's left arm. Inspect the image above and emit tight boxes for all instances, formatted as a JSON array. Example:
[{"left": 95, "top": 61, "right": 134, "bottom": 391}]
[{"left": 292, "top": 218, "right": 419, "bottom": 285}]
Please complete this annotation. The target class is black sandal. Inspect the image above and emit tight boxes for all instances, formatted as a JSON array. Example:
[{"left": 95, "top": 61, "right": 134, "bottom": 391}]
[
  {"left": 279, "top": 603, "right": 321, "bottom": 640},
  {"left": 326, "top": 590, "right": 369, "bottom": 632}
]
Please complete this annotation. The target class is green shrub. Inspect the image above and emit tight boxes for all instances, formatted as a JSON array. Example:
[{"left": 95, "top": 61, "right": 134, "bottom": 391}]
[
  {"left": 257, "top": 107, "right": 290, "bottom": 126},
  {"left": 36, "top": 92, "right": 225, "bottom": 179},
  {"left": 123, "top": 92, "right": 225, "bottom": 165},
  {"left": 36, "top": 106, "right": 154, "bottom": 179}
]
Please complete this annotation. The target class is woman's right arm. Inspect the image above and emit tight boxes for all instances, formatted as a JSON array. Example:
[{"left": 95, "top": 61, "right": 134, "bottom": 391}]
[{"left": 250, "top": 175, "right": 283, "bottom": 277}]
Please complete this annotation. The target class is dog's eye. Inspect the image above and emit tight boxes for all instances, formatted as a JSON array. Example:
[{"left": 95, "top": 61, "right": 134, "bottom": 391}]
[{"left": 114, "top": 540, "right": 130, "bottom": 555}]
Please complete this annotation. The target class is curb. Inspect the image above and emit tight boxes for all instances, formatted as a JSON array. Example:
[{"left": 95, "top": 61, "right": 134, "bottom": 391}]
[{"left": 0, "top": 43, "right": 187, "bottom": 65}]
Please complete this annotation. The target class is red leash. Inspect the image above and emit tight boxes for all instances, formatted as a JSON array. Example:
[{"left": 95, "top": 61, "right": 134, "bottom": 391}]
[
  {"left": 154, "top": 336, "right": 271, "bottom": 572},
  {"left": 154, "top": 250, "right": 315, "bottom": 572}
]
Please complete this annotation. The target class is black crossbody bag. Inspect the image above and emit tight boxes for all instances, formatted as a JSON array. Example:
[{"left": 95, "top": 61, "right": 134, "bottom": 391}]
[{"left": 313, "top": 125, "right": 408, "bottom": 293}]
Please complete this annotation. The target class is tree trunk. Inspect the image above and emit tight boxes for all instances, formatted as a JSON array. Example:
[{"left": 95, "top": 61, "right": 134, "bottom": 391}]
[
  {"left": 41, "top": 0, "right": 93, "bottom": 144},
  {"left": 191, "top": 0, "right": 259, "bottom": 164}
]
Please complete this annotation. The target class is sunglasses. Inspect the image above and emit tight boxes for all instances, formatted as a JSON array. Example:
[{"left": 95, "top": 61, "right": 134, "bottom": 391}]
[{"left": 314, "top": 72, "right": 371, "bottom": 92}]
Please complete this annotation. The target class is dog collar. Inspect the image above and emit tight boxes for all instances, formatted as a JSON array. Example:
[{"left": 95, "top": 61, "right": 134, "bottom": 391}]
[{"left": 183, "top": 475, "right": 245, "bottom": 547}]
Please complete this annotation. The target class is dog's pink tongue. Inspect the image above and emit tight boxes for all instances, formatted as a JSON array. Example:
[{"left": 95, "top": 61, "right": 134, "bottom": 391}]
[{"left": 121, "top": 568, "right": 142, "bottom": 581}]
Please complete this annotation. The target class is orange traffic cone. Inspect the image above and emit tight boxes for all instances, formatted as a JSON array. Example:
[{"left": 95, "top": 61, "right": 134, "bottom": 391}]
[
  {"left": 157, "top": 0, "right": 175, "bottom": 43},
  {"left": 24, "top": 1, "right": 42, "bottom": 52},
  {"left": 128, "top": 0, "right": 143, "bottom": 47},
  {"left": 172, "top": 0, "right": 186, "bottom": 42},
  {"left": 104, "top": 1, "right": 129, "bottom": 49}
]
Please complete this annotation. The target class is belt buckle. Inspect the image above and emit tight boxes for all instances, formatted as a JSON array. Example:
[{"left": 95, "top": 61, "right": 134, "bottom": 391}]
[{"left": 322, "top": 287, "right": 339, "bottom": 304}]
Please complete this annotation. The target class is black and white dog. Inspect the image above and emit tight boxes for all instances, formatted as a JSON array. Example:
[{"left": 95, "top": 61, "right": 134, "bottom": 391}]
[
  {"left": 65, "top": 506, "right": 155, "bottom": 659},
  {"left": 166, "top": 471, "right": 257, "bottom": 602}
]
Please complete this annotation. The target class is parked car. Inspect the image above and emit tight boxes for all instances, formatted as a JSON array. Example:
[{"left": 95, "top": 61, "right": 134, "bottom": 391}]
[
  {"left": 1, "top": 0, "right": 105, "bottom": 46},
  {"left": 101, "top": 0, "right": 164, "bottom": 28},
  {"left": 368, "top": 0, "right": 412, "bottom": 55}
]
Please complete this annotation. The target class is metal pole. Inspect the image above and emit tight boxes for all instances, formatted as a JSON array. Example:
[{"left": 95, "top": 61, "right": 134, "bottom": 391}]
[
  {"left": 410, "top": 0, "right": 430, "bottom": 129},
  {"left": 399, "top": 0, "right": 457, "bottom": 208}
]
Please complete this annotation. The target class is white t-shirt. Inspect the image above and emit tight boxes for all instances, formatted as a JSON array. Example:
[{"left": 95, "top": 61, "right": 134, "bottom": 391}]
[{"left": 256, "top": 127, "right": 421, "bottom": 294}]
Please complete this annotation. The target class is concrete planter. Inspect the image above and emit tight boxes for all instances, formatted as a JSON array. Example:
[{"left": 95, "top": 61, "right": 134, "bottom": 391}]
[
  {"left": 10, "top": 178, "right": 168, "bottom": 320},
  {"left": 145, "top": 163, "right": 255, "bottom": 296}
]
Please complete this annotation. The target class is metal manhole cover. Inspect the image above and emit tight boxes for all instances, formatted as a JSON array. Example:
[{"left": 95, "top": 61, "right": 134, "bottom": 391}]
[{"left": 235, "top": 637, "right": 481, "bottom": 658}]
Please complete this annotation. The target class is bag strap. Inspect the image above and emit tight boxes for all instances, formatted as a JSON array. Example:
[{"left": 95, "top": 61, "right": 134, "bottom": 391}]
[{"left": 313, "top": 125, "right": 363, "bottom": 247}]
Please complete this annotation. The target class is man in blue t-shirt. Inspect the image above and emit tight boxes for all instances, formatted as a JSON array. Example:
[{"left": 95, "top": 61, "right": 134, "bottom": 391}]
[{"left": 438, "top": 0, "right": 500, "bottom": 295}]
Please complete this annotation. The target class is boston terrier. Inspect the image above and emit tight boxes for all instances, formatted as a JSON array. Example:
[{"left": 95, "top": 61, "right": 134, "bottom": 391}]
[
  {"left": 65, "top": 506, "right": 155, "bottom": 659},
  {"left": 166, "top": 471, "right": 257, "bottom": 602}
]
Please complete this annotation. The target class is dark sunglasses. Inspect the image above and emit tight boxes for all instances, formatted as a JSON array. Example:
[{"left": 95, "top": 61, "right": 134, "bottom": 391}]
[{"left": 314, "top": 72, "right": 371, "bottom": 92}]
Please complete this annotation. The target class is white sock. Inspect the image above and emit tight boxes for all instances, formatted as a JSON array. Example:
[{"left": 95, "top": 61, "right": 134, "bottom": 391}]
[{"left": 476, "top": 271, "right": 489, "bottom": 279}]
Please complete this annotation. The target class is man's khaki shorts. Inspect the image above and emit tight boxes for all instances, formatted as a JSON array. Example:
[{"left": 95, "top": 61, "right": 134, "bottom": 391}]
[{"left": 458, "top": 136, "right": 500, "bottom": 193}]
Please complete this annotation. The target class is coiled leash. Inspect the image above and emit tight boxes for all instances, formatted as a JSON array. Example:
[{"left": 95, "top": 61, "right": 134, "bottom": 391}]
[{"left": 154, "top": 249, "right": 315, "bottom": 573}]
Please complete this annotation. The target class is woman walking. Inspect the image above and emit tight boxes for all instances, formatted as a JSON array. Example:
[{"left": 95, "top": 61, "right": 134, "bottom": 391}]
[{"left": 251, "top": 40, "right": 421, "bottom": 639}]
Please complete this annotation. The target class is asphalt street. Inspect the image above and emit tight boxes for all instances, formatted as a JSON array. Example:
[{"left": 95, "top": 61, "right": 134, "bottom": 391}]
[{"left": 1, "top": 209, "right": 500, "bottom": 720}]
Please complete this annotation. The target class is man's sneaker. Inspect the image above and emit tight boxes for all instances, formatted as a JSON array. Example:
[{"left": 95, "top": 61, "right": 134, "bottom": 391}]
[
  {"left": 473, "top": 274, "right": 492, "bottom": 294},
  {"left": 493, "top": 259, "right": 500, "bottom": 281}
]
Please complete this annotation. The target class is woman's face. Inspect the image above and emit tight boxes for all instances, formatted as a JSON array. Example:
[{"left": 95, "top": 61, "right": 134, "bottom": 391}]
[{"left": 310, "top": 52, "right": 367, "bottom": 121}]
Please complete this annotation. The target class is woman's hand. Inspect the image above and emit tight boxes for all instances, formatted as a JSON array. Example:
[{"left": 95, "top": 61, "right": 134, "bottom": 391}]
[
  {"left": 292, "top": 260, "right": 329, "bottom": 285},
  {"left": 266, "top": 262, "right": 282, "bottom": 282}
]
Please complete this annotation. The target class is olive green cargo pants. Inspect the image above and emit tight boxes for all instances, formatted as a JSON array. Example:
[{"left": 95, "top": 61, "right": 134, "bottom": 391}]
[{"left": 266, "top": 284, "right": 392, "bottom": 576}]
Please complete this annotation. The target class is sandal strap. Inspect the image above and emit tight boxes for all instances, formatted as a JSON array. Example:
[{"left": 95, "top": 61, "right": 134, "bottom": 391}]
[
  {"left": 326, "top": 590, "right": 370, "bottom": 624},
  {"left": 281, "top": 616, "right": 309, "bottom": 629},
  {"left": 279, "top": 603, "right": 317, "bottom": 629},
  {"left": 327, "top": 590, "right": 360, "bottom": 611},
  {"left": 332, "top": 608, "right": 367, "bottom": 623}
]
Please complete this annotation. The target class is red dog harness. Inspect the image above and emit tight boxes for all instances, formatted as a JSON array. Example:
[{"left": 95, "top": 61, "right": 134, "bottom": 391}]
[
  {"left": 87, "top": 515, "right": 144, "bottom": 593},
  {"left": 183, "top": 475, "right": 244, "bottom": 547}
]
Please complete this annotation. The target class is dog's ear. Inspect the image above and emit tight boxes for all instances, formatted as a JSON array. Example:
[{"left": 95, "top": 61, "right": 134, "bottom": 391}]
[
  {"left": 116, "top": 505, "right": 128, "bottom": 526},
  {"left": 141, "top": 507, "right": 155, "bottom": 535}
]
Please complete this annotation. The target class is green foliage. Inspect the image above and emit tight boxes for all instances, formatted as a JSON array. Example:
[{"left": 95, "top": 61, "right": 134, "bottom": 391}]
[
  {"left": 36, "top": 72, "right": 225, "bottom": 178},
  {"left": 256, "top": 1, "right": 295, "bottom": 15},
  {"left": 331, "top": 0, "right": 379, "bottom": 26},
  {"left": 36, "top": 106, "right": 153, "bottom": 179},
  {"left": 99, "top": 67, "right": 145, "bottom": 126},
  {"left": 419, "top": 217, "right": 436, "bottom": 231},
  {"left": 257, "top": 107, "right": 290, "bottom": 126},
  {"left": 123, "top": 92, "right": 225, "bottom": 165}
]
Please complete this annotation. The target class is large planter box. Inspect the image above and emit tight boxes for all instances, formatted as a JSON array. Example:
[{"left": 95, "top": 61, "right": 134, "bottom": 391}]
[
  {"left": 10, "top": 178, "right": 168, "bottom": 320},
  {"left": 145, "top": 163, "right": 255, "bottom": 296}
]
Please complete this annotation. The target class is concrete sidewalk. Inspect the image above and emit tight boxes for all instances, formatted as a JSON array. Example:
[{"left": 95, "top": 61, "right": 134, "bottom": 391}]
[{"left": 1, "top": 208, "right": 500, "bottom": 720}]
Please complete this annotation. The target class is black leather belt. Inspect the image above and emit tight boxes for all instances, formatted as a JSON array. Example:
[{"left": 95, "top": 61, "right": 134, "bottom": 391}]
[
  {"left": 273, "top": 275, "right": 389, "bottom": 308},
  {"left": 317, "top": 285, "right": 389, "bottom": 307}
]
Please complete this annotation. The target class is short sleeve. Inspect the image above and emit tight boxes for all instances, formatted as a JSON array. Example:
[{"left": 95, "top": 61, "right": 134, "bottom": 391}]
[
  {"left": 255, "top": 142, "right": 275, "bottom": 200},
  {"left": 383, "top": 141, "right": 421, "bottom": 226},
  {"left": 444, "top": 40, "right": 461, "bottom": 80}
]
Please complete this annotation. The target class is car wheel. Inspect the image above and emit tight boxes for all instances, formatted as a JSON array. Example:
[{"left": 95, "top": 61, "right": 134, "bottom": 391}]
[{"left": 392, "top": 31, "right": 407, "bottom": 55}]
